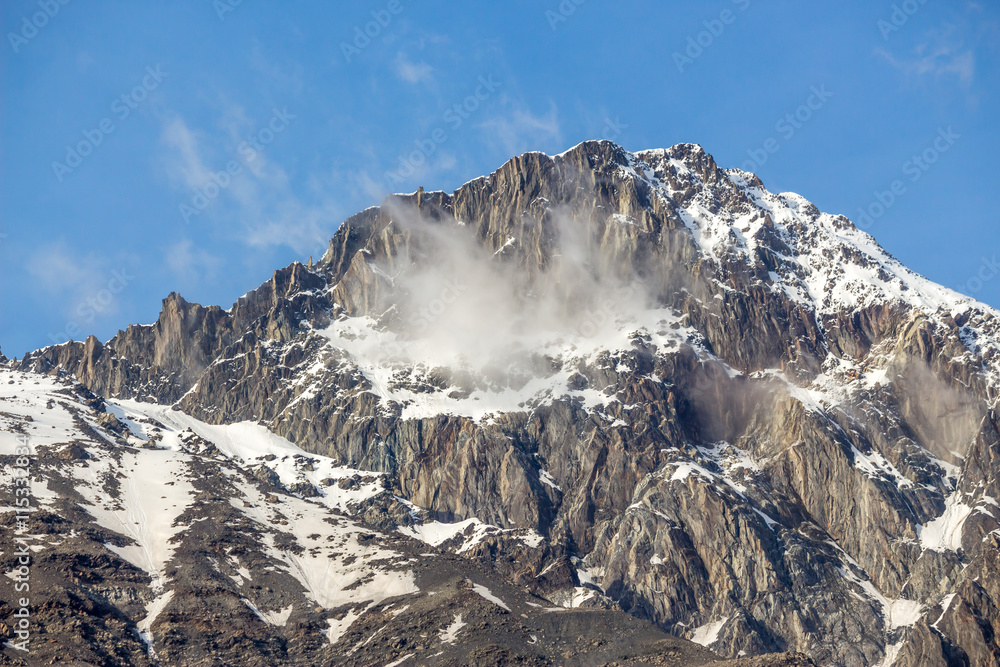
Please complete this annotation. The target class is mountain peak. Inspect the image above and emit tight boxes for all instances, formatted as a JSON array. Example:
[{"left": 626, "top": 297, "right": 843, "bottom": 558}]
[{"left": 10, "top": 143, "right": 1000, "bottom": 666}]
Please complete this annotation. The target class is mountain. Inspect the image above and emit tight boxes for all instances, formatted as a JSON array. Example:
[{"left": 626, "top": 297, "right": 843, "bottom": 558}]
[
  {"left": 5, "top": 140, "right": 1000, "bottom": 666},
  {"left": 2, "top": 368, "right": 787, "bottom": 667}
]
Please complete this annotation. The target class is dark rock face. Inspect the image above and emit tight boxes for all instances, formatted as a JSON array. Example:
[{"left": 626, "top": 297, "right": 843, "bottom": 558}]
[
  {"left": 0, "top": 370, "right": 777, "bottom": 667},
  {"left": 11, "top": 140, "right": 1000, "bottom": 666},
  {"left": 19, "top": 293, "right": 233, "bottom": 403}
]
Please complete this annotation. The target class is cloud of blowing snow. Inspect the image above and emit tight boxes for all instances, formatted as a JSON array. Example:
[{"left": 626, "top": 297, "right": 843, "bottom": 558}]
[{"left": 334, "top": 195, "right": 672, "bottom": 384}]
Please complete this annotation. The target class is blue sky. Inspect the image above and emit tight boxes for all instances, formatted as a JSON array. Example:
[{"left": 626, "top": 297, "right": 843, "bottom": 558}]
[{"left": 1, "top": 0, "right": 997, "bottom": 357}]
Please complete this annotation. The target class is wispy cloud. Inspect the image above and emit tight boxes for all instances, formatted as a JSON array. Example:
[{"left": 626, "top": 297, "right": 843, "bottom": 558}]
[
  {"left": 159, "top": 107, "right": 340, "bottom": 255},
  {"left": 26, "top": 242, "right": 137, "bottom": 326},
  {"left": 876, "top": 25, "right": 976, "bottom": 88},
  {"left": 478, "top": 102, "right": 562, "bottom": 156},
  {"left": 27, "top": 243, "right": 106, "bottom": 297},
  {"left": 165, "top": 239, "right": 222, "bottom": 283},
  {"left": 162, "top": 117, "right": 214, "bottom": 190},
  {"left": 338, "top": 167, "right": 392, "bottom": 204},
  {"left": 393, "top": 51, "right": 435, "bottom": 85}
]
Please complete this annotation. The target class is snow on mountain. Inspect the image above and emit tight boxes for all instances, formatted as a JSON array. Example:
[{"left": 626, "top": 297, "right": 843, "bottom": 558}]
[
  {"left": 8, "top": 140, "right": 1000, "bottom": 666},
  {"left": 629, "top": 145, "right": 982, "bottom": 317}
]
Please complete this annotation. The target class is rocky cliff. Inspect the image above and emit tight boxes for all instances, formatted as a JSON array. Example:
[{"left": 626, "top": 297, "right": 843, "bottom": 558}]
[
  {"left": 7, "top": 140, "right": 1000, "bottom": 666},
  {"left": 6, "top": 369, "right": 797, "bottom": 666}
]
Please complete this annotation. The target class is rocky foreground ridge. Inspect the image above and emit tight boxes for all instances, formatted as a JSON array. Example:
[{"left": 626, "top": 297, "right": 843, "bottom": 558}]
[{"left": 6, "top": 140, "right": 1000, "bottom": 666}]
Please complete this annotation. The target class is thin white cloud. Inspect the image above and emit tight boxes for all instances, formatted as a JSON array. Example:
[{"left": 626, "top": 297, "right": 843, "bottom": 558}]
[
  {"left": 876, "top": 25, "right": 976, "bottom": 87},
  {"left": 26, "top": 242, "right": 137, "bottom": 326},
  {"left": 241, "top": 200, "right": 339, "bottom": 251},
  {"left": 339, "top": 168, "right": 392, "bottom": 204},
  {"left": 28, "top": 243, "right": 105, "bottom": 296},
  {"left": 161, "top": 117, "right": 214, "bottom": 190},
  {"left": 214, "top": 96, "right": 254, "bottom": 152},
  {"left": 393, "top": 51, "right": 435, "bottom": 85},
  {"left": 478, "top": 102, "right": 562, "bottom": 156},
  {"left": 434, "top": 151, "right": 457, "bottom": 172},
  {"left": 165, "top": 239, "right": 222, "bottom": 283},
  {"left": 160, "top": 108, "right": 338, "bottom": 255}
]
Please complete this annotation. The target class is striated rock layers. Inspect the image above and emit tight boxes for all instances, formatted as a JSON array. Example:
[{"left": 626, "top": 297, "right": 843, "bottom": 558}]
[{"left": 14, "top": 141, "right": 1000, "bottom": 666}]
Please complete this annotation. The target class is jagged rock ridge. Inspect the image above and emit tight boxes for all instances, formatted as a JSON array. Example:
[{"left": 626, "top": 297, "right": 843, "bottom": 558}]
[{"left": 9, "top": 140, "right": 1000, "bottom": 666}]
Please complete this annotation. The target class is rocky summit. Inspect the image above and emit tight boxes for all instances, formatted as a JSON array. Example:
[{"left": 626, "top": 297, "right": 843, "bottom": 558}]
[{"left": 4, "top": 140, "right": 1000, "bottom": 666}]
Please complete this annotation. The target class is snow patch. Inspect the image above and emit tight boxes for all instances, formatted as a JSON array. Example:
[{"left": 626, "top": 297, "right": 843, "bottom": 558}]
[
  {"left": 325, "top": 607, "right": 365, "bottom": 645},
  {"left": 468, "top": 581, "right": 510, "bottom": 611},
  {"left": 690, "top": 616, "right": 728, "bottom": 646},
  {"left": 137, "top": 589, "right": 174, "bottom": 658},
  {"left": 919, "top": 492, "right": 972, "bottom": 552},
  {"left": 242, "top": 599, "right": 293, "bottom": 627},
  {"left": 439, "top": 614, "right": 466, "bottom": 644}
]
